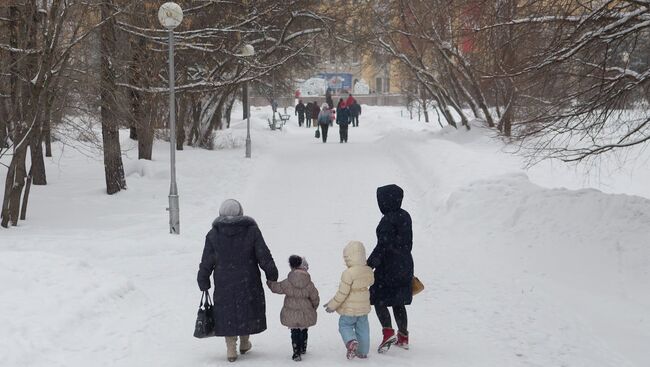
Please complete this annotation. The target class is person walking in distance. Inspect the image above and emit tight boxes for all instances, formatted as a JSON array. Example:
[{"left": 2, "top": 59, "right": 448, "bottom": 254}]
[
  {"left": 295, "top": 100, "right": 306, "bottom": 127},
  {"left": 317, "top": 103, "right": 334, "bottom": 143},
  {"left": 325, "top": 87, "right": 334, "bottom": 115},
  {"left": 336, "top": 98, "right": 351, "bottom": 143},
  {"left": 350, "top": 101, "right": 361, "bottom": 127},
  {"left": 305, "top": 101, "right": 314, "bottom": 128},
  {"left": 311, "top": 101, "right": 320, "bottom": 128}
]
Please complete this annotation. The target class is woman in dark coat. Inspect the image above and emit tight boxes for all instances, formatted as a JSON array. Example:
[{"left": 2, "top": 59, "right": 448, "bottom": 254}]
[
  {"left": 197, "top": 199, "right": 279, "bottom": 362},
  {"left": 336, "top": 99, "right": 351, "bottom": 143},
  {"left": 367, "top": 184, "right": 413, "bottom": 353}
]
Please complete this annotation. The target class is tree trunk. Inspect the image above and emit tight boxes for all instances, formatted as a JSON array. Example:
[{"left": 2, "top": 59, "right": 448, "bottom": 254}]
[
  {"left": 129, "top": 86, "right": 139, "bottom": 141},
  {"left": 225, "top": 93, "right": 235, "bottom": 129},
  {"left": 497, "top": 0, "right": 517, "bottom": 137},
  {"left": 20, "top": 168, "right": 32, "bottom": 220},
  {"left": 200, "top": 94, "right": 227, "bottom": 148},
  {"left": 1, "top": 134, "right": 28, "bottom": 227},
  {"left": 138, "top": 113, "right": 153, "bottom": 160},
  {"left": 129, "top": 37, "right": 144, "bottom": 141},
  {"left": 422, "top": 103, "right": 429, "bottom": 123},
  {"left": 188, "top": 98, "right": 201, "bottom": 145},
  {"left": 418, "top": 88, "right": 429, "bottom": 123},
  {"left": 200, "top": 91, "right": 230, "bottom": 147},
  {"left": 100, "top": 0, "right": 126, "bottom": 195},
  {"left": 0, "top": 102, "right": 7, "bottom": 148},
  {"left": 43, "top": 120, "right": 52, "bottom": 157},
  {"left": 29, "top": 132, "right": 47, "bottom": 185}
]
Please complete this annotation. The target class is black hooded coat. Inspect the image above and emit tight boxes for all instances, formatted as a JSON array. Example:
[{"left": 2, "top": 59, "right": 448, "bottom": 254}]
[
  {"left": 197, "top": 216, "right": 278, "bottom": 336},
  {"left": 367, "top": 184, "right": 414, "bottom": 307}
]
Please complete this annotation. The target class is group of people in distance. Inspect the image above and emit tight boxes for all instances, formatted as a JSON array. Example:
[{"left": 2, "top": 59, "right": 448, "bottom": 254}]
[
  {"left": 197, "top": 184, "right": 413, "bottom": 363},
  {"left": 295, "top": 92, "right": 362, "bottom": 144}
]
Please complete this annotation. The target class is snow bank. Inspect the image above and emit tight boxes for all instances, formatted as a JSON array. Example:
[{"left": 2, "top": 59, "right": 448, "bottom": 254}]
[
  {"left": 0, "top": 252, "right": 140, "bottom": 367},
  {"left": 443, "top": 173, "right": 650, "bottom": 365}
]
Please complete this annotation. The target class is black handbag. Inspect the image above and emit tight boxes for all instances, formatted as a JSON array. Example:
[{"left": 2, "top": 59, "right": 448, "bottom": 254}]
[
  {"left": 315, "top": 127, "right": 320, "bottom": 139},
  {"left": 193, "top": 291, "right": 215, "bottom": 338}
]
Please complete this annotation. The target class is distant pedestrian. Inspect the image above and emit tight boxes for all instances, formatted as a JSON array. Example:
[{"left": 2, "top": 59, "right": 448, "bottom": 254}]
[
  {"left": 345, "top": 94, "right": 356, "bottom": 109},
  {"left": 325, "top": 87, "right": 334, "bottom": 113},
  {"left": 305, "top": 102, "right": 314, "bottom": 128},
  {"left": 350, "top": 101, "right": 361, "bottom": 127},
  {"left": 317, "top": 103, "right": 334, "bottom": 143},
  {"left": 295, "top": 100, "right": 306, "bottom": 127},
  {"left": 336, "top": 99, "right": 351, "bottom": 143},
  {"left": 311, "top": 101, "right": 320, "bottom": 127},
  {"left": 267, "top": 255, "right": 320, "bottom": 362}
]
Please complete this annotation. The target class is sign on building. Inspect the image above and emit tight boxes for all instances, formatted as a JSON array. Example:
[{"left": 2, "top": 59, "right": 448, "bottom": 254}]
[{"left": 317, "top": 73, "right": 353, "bottom": 91}]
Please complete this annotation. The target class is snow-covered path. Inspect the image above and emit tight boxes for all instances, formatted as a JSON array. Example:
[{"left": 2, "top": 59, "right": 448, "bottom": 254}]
[{"left": 1, "top": 107, "right": 649, "bottom": 367}]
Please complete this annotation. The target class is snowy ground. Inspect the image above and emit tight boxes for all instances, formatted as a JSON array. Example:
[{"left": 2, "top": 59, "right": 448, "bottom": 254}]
[{"left": 1, "top": 106, "right": 649, "bottom": 367}]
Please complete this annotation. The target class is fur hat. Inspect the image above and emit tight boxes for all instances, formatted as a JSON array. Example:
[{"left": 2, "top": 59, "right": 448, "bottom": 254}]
[{"left": 289, "top": 255, "right": 309, "bottom": 271}]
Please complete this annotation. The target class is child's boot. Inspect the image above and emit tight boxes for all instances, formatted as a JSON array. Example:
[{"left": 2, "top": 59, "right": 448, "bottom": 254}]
[
  {"left": 377, "top": 328, "right": 396, "bottom": 353},
  {"left": 291, "top": 329, "right": 302, "bottom": 361},
  {"left": 300, "top": 329, "right": 308, "bottom": 354},
  {"left": 346, "top": 340, "right": 359, "bottom": 360},
  {"left": 396, "top": 331, "right": 409, "bottom": 350}
]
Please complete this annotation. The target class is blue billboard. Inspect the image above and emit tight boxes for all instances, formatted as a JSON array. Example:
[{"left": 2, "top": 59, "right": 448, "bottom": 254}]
[{"left": 317, "top": 73, "right": 353, "bottom": 91}]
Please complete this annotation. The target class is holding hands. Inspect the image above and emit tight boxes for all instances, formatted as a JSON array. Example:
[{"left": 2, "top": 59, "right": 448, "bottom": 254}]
[{"left": 323, "top": 303, "right": 335, "bottom": 313}]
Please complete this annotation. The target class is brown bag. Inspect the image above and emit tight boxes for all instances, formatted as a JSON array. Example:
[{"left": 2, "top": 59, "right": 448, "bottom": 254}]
[{"left": 412, "top": 276, "right": 425, "bottom": 296}]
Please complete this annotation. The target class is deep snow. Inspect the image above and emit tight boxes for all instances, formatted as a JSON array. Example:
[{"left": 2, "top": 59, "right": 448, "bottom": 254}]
[{"left": 1, "top": 106, "right": 649, "bottom": 367}]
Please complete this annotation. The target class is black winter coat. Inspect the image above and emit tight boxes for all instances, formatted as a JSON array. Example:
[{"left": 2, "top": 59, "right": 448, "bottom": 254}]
[
  {"left": 197, "top": 216, "right": 279, "bottom": 336},
  {"left": 336, "top": 107, "right": 350, "bottom": 125},
  {"left": 350, "top": 103, "right": 361, "bottom": 117},
  {"left": 305, "top": 103, "right": 313, "bottom": 118},
  {"left": 295, "top": 102, "right": 306, "bottom": 117},
  {"left": 367, "top": 184, "right": 414, "bottom": 307}
]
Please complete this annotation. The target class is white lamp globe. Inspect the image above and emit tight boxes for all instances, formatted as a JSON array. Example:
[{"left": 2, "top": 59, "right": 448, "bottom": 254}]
[
  {"left": 158, "top": 2, "right": 183, "bottom": 29},
  {"left": 240, "top": 44, "right": 255, "bottom": 57}
]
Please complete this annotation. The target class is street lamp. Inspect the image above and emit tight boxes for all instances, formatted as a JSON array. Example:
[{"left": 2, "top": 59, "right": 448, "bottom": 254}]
[
  {"left": 239, "top": 44, "right": 255, "bottom": 158},
  {"left": 158, "top": 2, "right": 183, "bottom": 234}
]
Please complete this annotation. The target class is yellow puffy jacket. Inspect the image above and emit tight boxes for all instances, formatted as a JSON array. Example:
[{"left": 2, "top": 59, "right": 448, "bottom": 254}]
[{"left": 326, "top": 241, "right": 375, "bottom": 316}]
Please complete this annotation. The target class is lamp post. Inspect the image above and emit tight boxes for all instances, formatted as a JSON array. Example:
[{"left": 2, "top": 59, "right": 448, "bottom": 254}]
[
  {"left": 239, "top": 44, "right": 255, "bottom": 158},
  {"left": 158, "top": 2, "right": 183, "bottom": 234}
]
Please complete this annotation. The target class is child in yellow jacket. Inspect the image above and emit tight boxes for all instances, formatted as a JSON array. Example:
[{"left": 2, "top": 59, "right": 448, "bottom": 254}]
[{"left": 324, "top": 241, "right": 375, "bottom": 359}]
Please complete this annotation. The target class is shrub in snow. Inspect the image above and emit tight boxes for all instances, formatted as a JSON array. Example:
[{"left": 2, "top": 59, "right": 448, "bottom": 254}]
[{"left": 212, "top": 130, "right": 245, "bottom": 150}]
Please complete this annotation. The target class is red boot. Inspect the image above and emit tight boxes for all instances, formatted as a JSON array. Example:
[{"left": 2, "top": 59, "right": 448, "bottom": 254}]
[
  {"left": 396, "top": 331, "right": 409, "bottom": 350},
  {"left": 346, "top": 340, "right": 359, "bottom": 360},
  {"left": 377, "top": 328, "right": 397, "bottom": 353}
]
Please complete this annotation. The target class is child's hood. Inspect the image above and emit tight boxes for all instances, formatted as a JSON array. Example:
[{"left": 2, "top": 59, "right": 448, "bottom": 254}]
[
  {"left": 343, "top": 241, "right": 367, "bottom": 267},
  {"left": 287, "top": 269, "right": 312, "bottom": 289}
]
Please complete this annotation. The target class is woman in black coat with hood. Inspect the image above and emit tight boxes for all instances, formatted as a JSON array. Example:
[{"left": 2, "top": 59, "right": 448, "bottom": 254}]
[
  {"left": 197, "top": 199, "right": 279, "bottom": 362},
  {"left": 367, "top": 184, "right": 413, "bottom": 353}
]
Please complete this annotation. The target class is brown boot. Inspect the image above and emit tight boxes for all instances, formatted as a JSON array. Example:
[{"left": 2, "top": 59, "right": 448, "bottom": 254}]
[
  {"left": 225, "top": 336, "right": 238, "bottom": 362},
  {"left": 239, "top": 335, "right": 252, "bottom": 355}
]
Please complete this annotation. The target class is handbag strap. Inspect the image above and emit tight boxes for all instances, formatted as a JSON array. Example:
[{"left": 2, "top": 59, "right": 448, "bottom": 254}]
[{"left": 203, "top": 290, "right": 212, "bottom": 308}]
